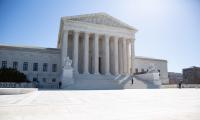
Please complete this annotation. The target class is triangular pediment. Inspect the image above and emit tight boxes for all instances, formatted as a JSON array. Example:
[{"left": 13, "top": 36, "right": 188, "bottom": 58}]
[{"left": 62, "top": 13, "right": 136, "bottom": 30}]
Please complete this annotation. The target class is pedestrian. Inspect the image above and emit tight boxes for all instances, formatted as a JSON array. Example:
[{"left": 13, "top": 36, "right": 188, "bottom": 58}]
[
  {"left": 131, "top": 77, "right": 134, "bottom": 85},
  {"left": 59, "top": 82, "right": 62, "bottom": 89},
  {"left": 178, "top": 80, "right": 182, "bottom": 89}
]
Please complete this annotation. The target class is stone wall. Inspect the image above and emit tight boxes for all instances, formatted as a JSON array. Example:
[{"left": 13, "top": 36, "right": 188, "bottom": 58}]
[
  {"left": 0, "top": 45, "right": 61, "bottom": 87},
  {"left": 134, "top": 56, "right": 169, "bottom": 84}
]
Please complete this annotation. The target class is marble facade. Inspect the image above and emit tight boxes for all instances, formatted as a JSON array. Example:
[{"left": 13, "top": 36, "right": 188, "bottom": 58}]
[
  {"left": 0, "top": 13, "right": 169, "bottom": 89},
  {"left": 57, "top": 13, "right": 136, "bottom": 75}
]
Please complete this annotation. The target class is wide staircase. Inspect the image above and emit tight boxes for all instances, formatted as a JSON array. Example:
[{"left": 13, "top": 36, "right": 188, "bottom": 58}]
[
  {"left": 122, "top": 76, "right": 160, "bottom": 89},
  {"left": 66, "top": 74, "right": 120, "bottom": 90},
  {"left": 64, "top": 74, "right": 160, "bottom": 90}
]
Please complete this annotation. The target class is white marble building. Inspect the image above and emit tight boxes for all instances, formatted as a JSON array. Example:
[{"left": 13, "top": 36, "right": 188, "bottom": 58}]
[{"left": 0, "top": 13, "right": 169, "bottom": 89}]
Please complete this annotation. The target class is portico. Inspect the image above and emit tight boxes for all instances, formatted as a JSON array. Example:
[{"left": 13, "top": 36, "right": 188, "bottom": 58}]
[
  {"left": 58, "top": 13, "right": 137, "bottom": 76},
  {"left": 60, "top": 30, "right": 134, "bottom": 75}
]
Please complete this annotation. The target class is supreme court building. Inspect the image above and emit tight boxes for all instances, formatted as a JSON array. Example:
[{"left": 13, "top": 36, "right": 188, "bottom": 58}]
[{"left": 0, "top": 13, "right": 169, "bottom": 89}]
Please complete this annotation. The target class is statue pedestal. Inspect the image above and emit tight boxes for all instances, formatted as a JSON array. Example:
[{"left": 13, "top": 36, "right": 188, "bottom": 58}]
[{"left": 61, "top": 68, "right": 74, "bottom": 88}]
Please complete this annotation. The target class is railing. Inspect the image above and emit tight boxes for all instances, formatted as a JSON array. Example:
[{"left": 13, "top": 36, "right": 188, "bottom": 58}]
[
  {"left": 0, "top": 82, "right": 35, "bottom": 88},
  {"left": 161, "top": 84, "right": 200, "bottom": 88},
  {"left": 134, "top": 71, "right": 148, "bottom": 75},
  {"left": 38, "top": 84, "right": 59, "bottom": 89}
]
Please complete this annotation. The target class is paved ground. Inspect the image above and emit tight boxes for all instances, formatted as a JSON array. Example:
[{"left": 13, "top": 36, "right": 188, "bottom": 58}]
[{"left": 0, "top": 89, "right": 200, "bottom": 120}]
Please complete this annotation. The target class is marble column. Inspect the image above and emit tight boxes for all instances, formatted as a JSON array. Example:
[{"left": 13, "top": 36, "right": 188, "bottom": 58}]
[
  {"left": 118, "top": 39, "right": 123, "bottom": 74},
  {"left": 105, "top": 35, "right": 110, "bottom": 75},
  {"left": 131, "top": 38, "right": 135, "bottom": 74},
  {"left": 94, "top": 33, "right": 99, "bottom": 74},
  {"left": 126, "top": 40, "right": 130, "bottom": 74},
  {"left": 123, "top": 38, "right": 127, "bottom": 74},
  {"left": 61, "top": 30, "right": 68, "bottom": 66},
  {"left": 83, "top": 32, "right": 89, "bottom": 74},
  {"left": 73, "top": 31, "right": 79, "bottom": 73},
  {"left": 114, "top": 36, "right": 119, "bottom": 75}
]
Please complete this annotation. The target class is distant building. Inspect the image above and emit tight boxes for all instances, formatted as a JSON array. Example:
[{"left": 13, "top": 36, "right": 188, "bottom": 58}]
[
  {"left": 183, "top": 66, "right": 200, "bottom": 84},
  {"left": 168, "top": 72, "right": 183, "bottom": 84}
]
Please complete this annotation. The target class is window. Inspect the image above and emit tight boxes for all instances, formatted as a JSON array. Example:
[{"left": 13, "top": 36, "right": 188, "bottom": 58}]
[
  {"left": 43, "top": 63, "right": 48, "bottom": 72},
  {"left": 42, "top": 78, "right": 46, "bottom": 83},
  {"left": 23, "top": 62, "right": 28, "bottom": 71},
  {"left": 2, "top": 61, "right": 7, "bottom": 68},
  {"left": 141, "top": 69, "right": 144, "bottom": 72},
  {"left": 52, "top": 78, "right": 56, "bottom": 82},
  {"left": 52, "top": 64, "right": 57, "bottom": 72},
  {"left": 135, "top": 68, "right": 138, "bottom": 73},
  {"left": 158, "top": 69, "right": 161, "bottom": 76},
  {"left": 33, "top": 63, "right": 38, "bottom": 71},
  {"left": 13, "top": 61, "right": 18, "bottom": 69},
  {"left": 33, "top": 77, "right": 38, "bottom": 82}
]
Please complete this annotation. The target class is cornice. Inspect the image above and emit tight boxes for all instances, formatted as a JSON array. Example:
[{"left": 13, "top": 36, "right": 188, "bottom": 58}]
[
  {"left": 61, "top": 12, "right": 138, "bottom": 31},
  {"left": 0, "top": 45, "right": 60, "bottom": 54},
  {"left": 63, "top": 20, "right": 136, "bottom": 39},
  {"left": 135, "top": 56, "right": 167, "bottom": 62}
]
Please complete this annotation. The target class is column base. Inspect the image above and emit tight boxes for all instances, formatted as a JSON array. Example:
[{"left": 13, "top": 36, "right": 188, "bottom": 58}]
[
  {"left": 83, "top": 72, "right": 89, "bottom": 75},
  {"left": 114, "top": 73, "right": 119, "bottom": 76},
  {"left": 94, "top": 72, "right": 99, "bottom": 75},
  {"left": 73, "top": 71, "right": 79, "bottom": 75},
  {"left": 105, "top": 73, "right": 111, "bottom": 76}
]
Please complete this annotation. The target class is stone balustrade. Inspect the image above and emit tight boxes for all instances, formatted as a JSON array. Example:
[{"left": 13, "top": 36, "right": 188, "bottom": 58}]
[{"left": 0, "top": 82, "right": 35, "bottom": 88}]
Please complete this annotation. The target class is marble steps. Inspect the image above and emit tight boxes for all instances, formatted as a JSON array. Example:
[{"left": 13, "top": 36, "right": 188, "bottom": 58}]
[
  {"left": 65, "top": 74, "right": 159, "bottom": 89},
  {"left": 74, "top": 74, "right": 116, "bottom": 81},
  {"left": 134, "top": 76, "right": 160, "bottom": 88},
  {"left": 123, "top": 76, "right": 160, "bottom": 89},
  {"left": 66, "top": 74, "right": 122, "bottom": 89},
  {"left": 123, "top": 77, "right": 148, "bottom": 89}
]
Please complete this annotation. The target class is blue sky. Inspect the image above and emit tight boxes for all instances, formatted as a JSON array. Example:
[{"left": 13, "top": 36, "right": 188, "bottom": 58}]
[{"left": 0, "top": 0, "right": 200, "bottom": 72}]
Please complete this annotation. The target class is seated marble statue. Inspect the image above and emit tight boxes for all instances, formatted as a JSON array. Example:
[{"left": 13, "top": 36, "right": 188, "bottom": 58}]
[
  {"left": 147, "top": 64, "right": 158, "bottom": 73},
  {"left": 63, "top": 56, "right": 72, "bottom": 69}
]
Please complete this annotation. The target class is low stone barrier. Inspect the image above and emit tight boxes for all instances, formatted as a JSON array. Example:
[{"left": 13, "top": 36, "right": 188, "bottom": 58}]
[
  {"left": 161, "top": 84, "right": 200, "bottom": 88},
  {"left": 135, "top": 73, "right": 161, "bottom": 86},
  {"left": 39, "top": 84, "right": 59, "bottom": 89},
  {"left": 0, "top": 88, "right": 38, "bottom": 95},
  {"left": 0, "top": 82, "right": 35, "bottom": 88}
]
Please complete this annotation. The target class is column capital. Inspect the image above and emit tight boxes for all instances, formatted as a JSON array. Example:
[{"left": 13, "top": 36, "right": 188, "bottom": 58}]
[
  {"left": 73, "top": 30, "right": 80, "bottom": 34},
  {"left": 63, "top": 30, "right": 69, "bottom": 33},
  {"left": 130, "top": 37, "right": 135, "bottom": 42},
  {"left": 104, "top": 34, "right": 110, "bottom": 39},
  {"left": 83, "top": 31, "right": 91, "bottom": 35},
  {"left": 94, "top": 32, "right": 99, "bottom": 35},
  {"left": 120, "top": 37, "right": 125, "bottom": 40},
  {"left": 84, "top": 31, "right": 90, "bottom": 37},
  {"left": 112, "top": 36, "right": 119, "bottom": 40}
]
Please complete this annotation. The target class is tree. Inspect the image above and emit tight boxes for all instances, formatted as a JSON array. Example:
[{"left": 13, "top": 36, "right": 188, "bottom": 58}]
[{"left": 0, "top": 68, "right": 30, "bottom": 83}]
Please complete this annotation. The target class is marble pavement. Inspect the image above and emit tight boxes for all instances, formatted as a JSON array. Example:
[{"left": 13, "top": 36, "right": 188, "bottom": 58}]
[{"left": 0, "top": 89, "right": 200, "bottom": 120}]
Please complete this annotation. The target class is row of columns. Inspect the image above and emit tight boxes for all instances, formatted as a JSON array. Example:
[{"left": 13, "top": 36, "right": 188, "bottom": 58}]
[{"left": 62, "top": 30, "right": 133, "bottom": 75}]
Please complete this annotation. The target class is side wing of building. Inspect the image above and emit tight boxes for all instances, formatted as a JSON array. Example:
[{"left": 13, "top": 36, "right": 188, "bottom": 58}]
[
  {"left": 134, "top": 56, "right": 169, "bottom": 84},
  {"left": 0, "top": 45, "right": 61, "bottom": 88}
]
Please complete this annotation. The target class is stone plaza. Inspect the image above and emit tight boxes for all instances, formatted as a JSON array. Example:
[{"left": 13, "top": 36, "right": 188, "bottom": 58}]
[{"left": 0, "top": 89, "right": 199, "bottom": 120}]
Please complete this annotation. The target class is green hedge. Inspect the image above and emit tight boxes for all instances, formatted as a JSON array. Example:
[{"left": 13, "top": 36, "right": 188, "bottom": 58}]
[{"left": 0, "top": 68, "right": 30, "bottom": 83}]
